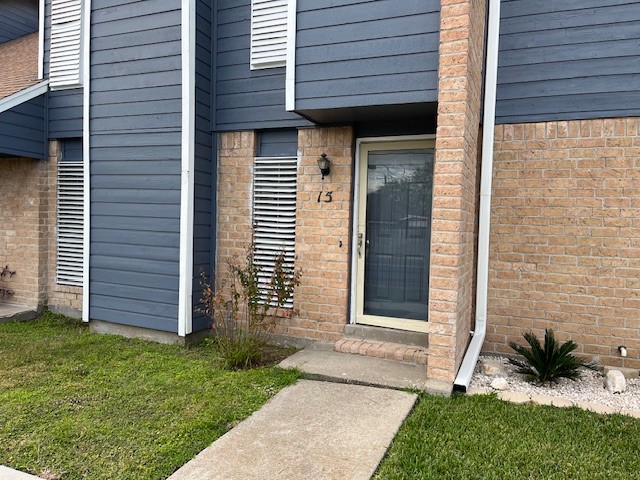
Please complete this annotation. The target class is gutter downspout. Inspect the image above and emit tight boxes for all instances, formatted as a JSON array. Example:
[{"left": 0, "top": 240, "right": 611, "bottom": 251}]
[
  {"left": 453, "top": 0, "right": 501, "bottom": 391},
  {"left": 81, "top": 0, "right": 92, "bottom": 323}
]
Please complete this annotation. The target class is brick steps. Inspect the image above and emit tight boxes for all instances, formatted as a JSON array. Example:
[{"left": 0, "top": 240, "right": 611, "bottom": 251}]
[{"left": 333, "top": 338, "right": 428, "bottom": 365}]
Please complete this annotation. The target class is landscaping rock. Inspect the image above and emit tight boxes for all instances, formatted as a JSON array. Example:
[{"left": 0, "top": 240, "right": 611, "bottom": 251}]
[
  {"left": 479, "top": 358, "right": 507, "bottom": 378},
  {"left": 603, "top": 366, "right": 639, "bottom": 380},
  {"left": 605, "top": 370, "right": 627, "bottom": 394},
  {"left": 466, "top": 386, "right": 490, "bottom": 396},
  {"left": 577, "top": 401, "right": 617, "bottom": 415},
  {"left": 620, "top": 409, "right": 640, "bottom": 419},
  {"left": 530, "top": 394, "right": 554, "bottom": 406},
  {"left": 497, "top": 391, "right": 530, "bottom": 404},
  {"left": 550, "top": 397, "right": 574, "bottom": 408},
  {"left": 490, "top": 377, "right": 509, "bottom": 391},
  {"left": 471, "top": 355, "right": 640, "bottom": 413},
  {"left": 530, "top": 394, "right": 574, "bottom": 408}
]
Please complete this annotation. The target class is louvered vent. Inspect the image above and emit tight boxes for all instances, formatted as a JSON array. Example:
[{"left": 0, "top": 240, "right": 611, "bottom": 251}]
[
  {"left": 250, "top": 0, "right": 289, "bottom": 69},
  {"left": 253, "top": 156, "right": 298, "bottom": 307},
  {"left": 50, "top": 0, "right": 82, "bottom": 88},
  {"left": 57, "top": 154, "right": 84, "bottom": 286}
]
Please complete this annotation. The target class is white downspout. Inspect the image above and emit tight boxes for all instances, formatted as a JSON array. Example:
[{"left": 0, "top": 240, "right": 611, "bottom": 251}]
[
  {"left": 81, "top": 0, "right": 92, "bottom": 322},
  {"left": 453, "top": 0, "right": 501, "bottom": 391}
]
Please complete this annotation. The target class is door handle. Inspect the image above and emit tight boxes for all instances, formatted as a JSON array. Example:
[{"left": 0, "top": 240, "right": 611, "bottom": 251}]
[{"left": 357, "top": 232, "right": 364, "bottom": 258}]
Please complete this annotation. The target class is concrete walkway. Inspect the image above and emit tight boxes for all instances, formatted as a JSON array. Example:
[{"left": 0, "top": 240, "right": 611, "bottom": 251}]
[
  {"left": 0, "top": 466, "right": 44, "bottom": 479},
  {"left": 0, "top": 304, "right": 38, "bottom": 324},
  {"left": 279, "top": 341, "right": 451, "bottom": 395},
  {"left": 168, "top": 379, "right": 417, "bottom": 480},
  {"left": 279, "top": 341, "right": 428, "bottom": 390}
]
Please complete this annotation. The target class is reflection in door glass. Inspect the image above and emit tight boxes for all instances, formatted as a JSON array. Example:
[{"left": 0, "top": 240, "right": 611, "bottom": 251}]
[{"left": 364, "top": 149, "right": 434, "bottom": 321}]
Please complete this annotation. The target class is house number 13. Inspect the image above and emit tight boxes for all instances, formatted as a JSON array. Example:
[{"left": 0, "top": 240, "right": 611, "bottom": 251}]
[{"left": 317, "top": 191, "right": 333, "bottom": 203}]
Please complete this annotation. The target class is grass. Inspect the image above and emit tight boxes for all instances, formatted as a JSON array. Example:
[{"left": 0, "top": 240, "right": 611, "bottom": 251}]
[
  {"left": 0, "top": 311, "right": 299, "bottom": 480},
  {"left": 375, "top": 393, "right": 640, "bottom": 480}
]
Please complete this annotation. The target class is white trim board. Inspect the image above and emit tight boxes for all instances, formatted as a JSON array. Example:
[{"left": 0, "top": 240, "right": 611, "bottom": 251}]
[
  {"left": 81, "top": 0, "right": 91, "bottom": 322},
  {"left": 38, "top": 0, "right": 45, "bottom": 80},
  {"left": 178, "top": 0, "right": 196, "bottom": 337},
  {"left": 285, "top": 0, "right": 297, "bottom": 111},
  {"left": 349, "top": 134, "right": 436, "bottom": 327},
  {"left": 0, "top": 81, "right": 49, "bottom": 114}
]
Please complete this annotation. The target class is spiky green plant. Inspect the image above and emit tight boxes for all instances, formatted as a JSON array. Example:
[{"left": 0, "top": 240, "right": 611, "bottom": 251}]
[{"left": 508, "top": 329, "right": 596, "bottom": 385}]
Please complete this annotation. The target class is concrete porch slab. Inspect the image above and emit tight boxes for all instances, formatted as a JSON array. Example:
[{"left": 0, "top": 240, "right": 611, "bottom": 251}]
[
  {"left": 0, "top": 304, "right": 38, "bottom": 323},
  {"left": 168, "top": 379, "right": 417, "bottom": 480},
  {"left": 278, "top": 341, "right": 433, "bottom": 391},
  {"left": 0, "top": 466, "right": 44, "bottom": 479}
]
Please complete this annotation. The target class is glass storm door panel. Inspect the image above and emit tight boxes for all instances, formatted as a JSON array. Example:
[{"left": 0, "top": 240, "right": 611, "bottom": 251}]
[{"left": 356, "top": 142, "right": 434, "bottom": 332}]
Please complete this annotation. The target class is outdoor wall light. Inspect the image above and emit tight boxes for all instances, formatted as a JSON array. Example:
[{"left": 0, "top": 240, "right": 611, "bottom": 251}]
[{"left": 317, "top": 153, "right": 331, "bottom": 179}]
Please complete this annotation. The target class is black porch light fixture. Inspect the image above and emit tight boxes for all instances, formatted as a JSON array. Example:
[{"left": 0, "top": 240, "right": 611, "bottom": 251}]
[{"left": 317, "top": 153, "right": 331, "bottom": 179}]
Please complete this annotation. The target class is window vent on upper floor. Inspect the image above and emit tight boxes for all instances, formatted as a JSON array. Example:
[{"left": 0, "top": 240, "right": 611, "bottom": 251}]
[
  {"left": 50, "top": 0, "right": 83, "bottom": 88},
  {"left": 252, "top": 155, "right": 298, "bottom": 307},
  {"left": 56, "top": 139, "right": 84, "bottom": 287},
  {"left": 250, "top": 0, "right": 289, "bottom": 70}
]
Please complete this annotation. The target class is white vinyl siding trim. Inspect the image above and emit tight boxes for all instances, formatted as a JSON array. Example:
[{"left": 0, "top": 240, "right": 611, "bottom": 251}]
[
  {"left": 250, "top": 0, "right": 288, "bottom": 70},
  {"left": 57, "top": 160, "right": 84, "bottom": 286},
  {"left": 253, "top": 156, "right": 298, "bottom": 307},
  {"left": 50, "top": 0, "right": 82, "bottom": 88}
]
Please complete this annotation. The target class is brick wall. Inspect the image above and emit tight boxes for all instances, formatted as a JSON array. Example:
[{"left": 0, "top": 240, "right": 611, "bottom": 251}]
[
  {"left": 216, "top": 128, "right": 354, "bottom": 341},
  {"left": 45, "top": 141, "right": 83, "bottom": 314},
  {"left": 0, "top": 32, "right": 39, "bottom": 99},
  {"left": 0, "top": 142, "right": 83, "bottom": 313},
  {"left": 428, "top": 0, "right": 486, "bottom": 382},
  {"left": 0, "top": 156, "right": 49, "bottom": 307},
  {"left": 215, "top": 130, "right": 255, "bottom": 300},
  {"left": 487, "top": 118, "right": 640, "bottom": 369},
  {"left": 288, "top": 127, "right": 353, "bottom": 340}
]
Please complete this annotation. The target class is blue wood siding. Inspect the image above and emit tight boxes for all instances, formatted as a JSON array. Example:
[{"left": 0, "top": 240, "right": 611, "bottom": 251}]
[
  {"left": 258, "top": 129, "right": 297, "bottom": 157},
  {"left": 0, "top": 0, "right": 38, "bottom": 44},
  {"left": 192, "top": 0, "right": 214, "bottom": 332},
  {"left": 89, "top": 0, "right": 183, "bottom": 333},
  {"left": 0, "top": 95, "right": 46, "bottom": 159},
  {"left": 43, "top": 0, "right": 83, "bottom": 139},
  {"left": 62, "top": 138, "right": 82, "bottom": 161},
  {"left": 496, "top": 0, "right": 640, "bottom": 124},
  {"left": 294, "top": 0, "right": 440, "bottom": 112},
  {"left": 214, "top": 0, "right": 310, "bottom": 131},
  {"left": 49, "top": 90, "right": 83, "bottom": 138}
]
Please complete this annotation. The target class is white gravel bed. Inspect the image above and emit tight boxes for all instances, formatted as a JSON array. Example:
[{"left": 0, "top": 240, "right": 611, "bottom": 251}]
[{"left": 470, "top": 355, "right": 640, "bottom": 412}]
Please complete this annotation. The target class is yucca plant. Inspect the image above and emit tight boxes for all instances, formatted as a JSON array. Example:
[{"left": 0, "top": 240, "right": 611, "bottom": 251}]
[{"left": 508, "top": 329, "right": 596, "bottom": 385}]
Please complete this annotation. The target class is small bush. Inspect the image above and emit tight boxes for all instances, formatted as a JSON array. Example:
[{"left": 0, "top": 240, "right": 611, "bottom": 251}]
[
  {"left": 508, "top": 329, "right": 596, "bottom": 385},
  {"left": 200, "top": 240, "right": 301, "bottom": 370}
]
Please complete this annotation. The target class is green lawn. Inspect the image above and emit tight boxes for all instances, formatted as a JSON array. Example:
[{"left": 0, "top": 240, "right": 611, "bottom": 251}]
[
  {"left": 5, "top": 312, "right": 639, "bottom": 480},
  {"left": 0, "top": 311, "right": 299, "bottom": 480},
  {"left": 376, "top": 393, "right": 640, "bottom": 480}
]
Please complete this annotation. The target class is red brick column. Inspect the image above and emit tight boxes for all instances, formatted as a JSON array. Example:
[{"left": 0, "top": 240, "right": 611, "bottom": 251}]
[
  {"left": 286, "top": 127, "right": 354, "bottom": 340},
  {"left": 0, "top": 156, "right": 50, "bottom": 307},
  {"left": 215, "top": 131, "right": 256, "bottom": 283},
  {"left": 427, "top": 0, "right": 487, "bottom": 383}
]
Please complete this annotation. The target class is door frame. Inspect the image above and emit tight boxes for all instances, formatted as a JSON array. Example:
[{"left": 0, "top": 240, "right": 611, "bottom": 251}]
[{"left": 350, "top": 135, "right": 436, "bottom": 333}]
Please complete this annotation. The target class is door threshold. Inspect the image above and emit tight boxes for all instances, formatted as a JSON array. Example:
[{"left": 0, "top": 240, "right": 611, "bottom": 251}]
[{"left": 345, "top": 324, "right": 429, "bottom": 347}]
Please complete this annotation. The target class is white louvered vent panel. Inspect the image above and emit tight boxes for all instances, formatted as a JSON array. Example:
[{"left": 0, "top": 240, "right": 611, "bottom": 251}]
[
  {"left": 250, "top": 0, "right": 289, "bottom": 69},
  {"left": 50, "top": 0, "right": 82, "bottom": 88},
  {"left": 253, "top": 156, "right": 298, "bottom": 307},
  {"left": 57, "top": 161, "right": 84, "bottom": 286}
]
